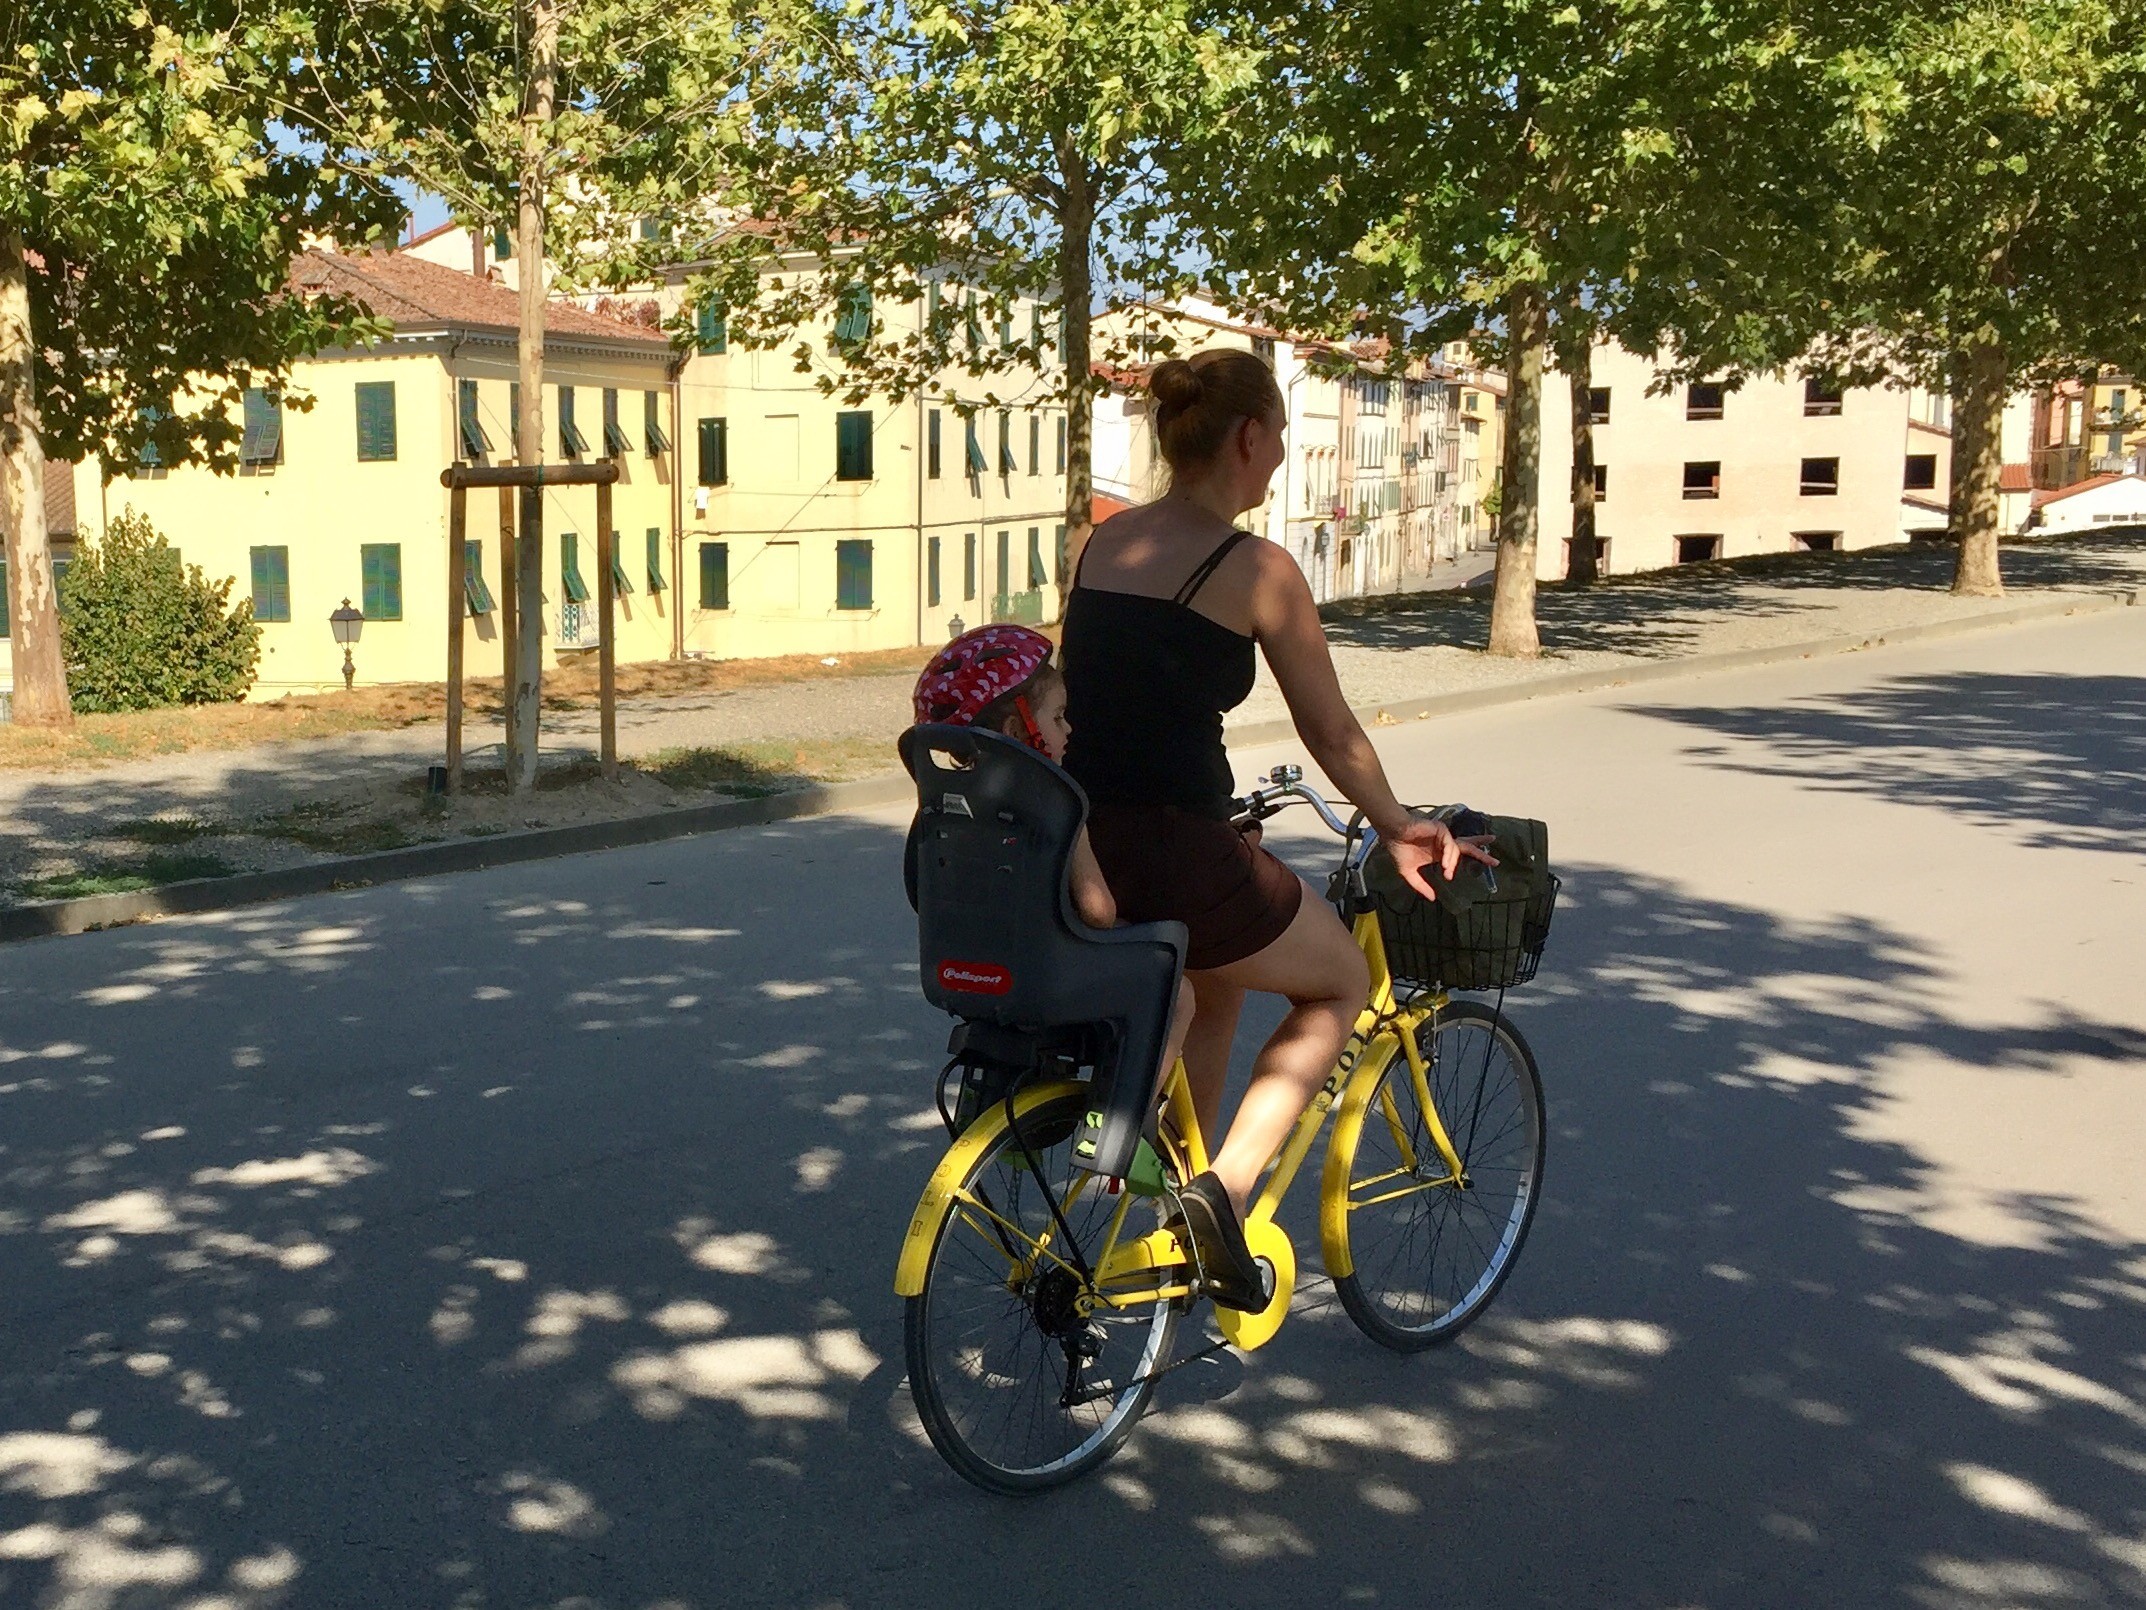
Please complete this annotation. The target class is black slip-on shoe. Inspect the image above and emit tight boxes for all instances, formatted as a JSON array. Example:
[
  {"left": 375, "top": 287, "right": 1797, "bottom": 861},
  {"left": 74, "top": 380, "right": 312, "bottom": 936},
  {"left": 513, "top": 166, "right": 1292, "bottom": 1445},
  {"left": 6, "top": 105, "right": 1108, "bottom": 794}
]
[{"left": 1175, "top": 1172, "right": 1268, "bottom": 1313}]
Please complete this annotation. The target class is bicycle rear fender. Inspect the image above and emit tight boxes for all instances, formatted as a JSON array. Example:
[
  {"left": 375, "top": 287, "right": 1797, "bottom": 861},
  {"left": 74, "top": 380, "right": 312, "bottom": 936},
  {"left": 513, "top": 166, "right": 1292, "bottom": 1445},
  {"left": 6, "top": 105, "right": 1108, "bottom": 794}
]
[{"left": 893, "top": 1079, "right": 1086, "bottom": 1297}]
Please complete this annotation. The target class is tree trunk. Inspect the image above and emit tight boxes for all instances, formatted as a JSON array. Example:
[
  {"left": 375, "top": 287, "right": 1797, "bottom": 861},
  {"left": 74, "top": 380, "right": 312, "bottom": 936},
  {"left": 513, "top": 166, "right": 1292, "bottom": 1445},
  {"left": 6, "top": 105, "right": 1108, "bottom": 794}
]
[
  {"left": 1566, "top": 351, "right": 1598, "bottom": 586},
  {"left": 1054, "top": 161, "right": 1096, "bottom": 623},
  {"left": 1949, "top": 329, "right": 2007, "bottom": 598},
  {"left": 0, "top": 227, "right": 73, "bottom": 728},
  {"left": 509, "top": 0, "right": 559, "bottom": 793},
  {"left": 1487, "top": 280, "right": 1546, "bottom": 656}
]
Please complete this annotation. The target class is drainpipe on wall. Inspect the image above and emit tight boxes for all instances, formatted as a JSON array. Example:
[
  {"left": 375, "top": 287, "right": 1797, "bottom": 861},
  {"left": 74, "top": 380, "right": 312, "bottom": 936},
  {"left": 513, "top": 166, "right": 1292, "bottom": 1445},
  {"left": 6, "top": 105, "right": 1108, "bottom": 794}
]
[
  {"left": 915, "top": 387, "right": 927, "bottom": 647},
  {"left": 670, "top": 362, "right": 685, "bottom": 659}
]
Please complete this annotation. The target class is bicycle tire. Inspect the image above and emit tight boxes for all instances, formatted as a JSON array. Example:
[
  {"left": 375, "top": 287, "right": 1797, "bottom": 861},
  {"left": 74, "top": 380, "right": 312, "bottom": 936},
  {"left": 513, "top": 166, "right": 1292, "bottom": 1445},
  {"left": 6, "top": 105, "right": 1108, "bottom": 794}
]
[
  {"left": 905, "top": 1091, "right": 1182, "bottom": 1493},
  {"left": 1329, "top": 1000, "right": 1544, "bottom": 1352}
]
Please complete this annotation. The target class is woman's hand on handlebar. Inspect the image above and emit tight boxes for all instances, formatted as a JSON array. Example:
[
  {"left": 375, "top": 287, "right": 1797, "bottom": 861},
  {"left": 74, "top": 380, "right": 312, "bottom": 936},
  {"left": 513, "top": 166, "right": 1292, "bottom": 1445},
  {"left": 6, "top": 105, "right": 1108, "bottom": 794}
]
[{"left": 1383, "top": 815, "right": 1498, "bottom": 901}]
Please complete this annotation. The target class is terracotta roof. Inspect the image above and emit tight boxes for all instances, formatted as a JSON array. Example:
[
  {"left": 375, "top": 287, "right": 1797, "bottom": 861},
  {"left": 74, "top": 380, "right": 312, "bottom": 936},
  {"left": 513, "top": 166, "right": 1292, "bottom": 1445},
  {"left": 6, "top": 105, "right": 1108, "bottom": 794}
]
[
  {"left": 2033, "top": 471, "right": 2144, "bottom": 507},
  {"left": 44, "top": 463, "right": 76, "bottom": 536},
  {"left": 290, "top": 249, "right": 670, "bottom": 350},
  {"left": 1092, "top": 491, "right": 1135, "bottom": 524},
  {"left": 1999, "top": 463, "right": 2031, "bottom": 494}
]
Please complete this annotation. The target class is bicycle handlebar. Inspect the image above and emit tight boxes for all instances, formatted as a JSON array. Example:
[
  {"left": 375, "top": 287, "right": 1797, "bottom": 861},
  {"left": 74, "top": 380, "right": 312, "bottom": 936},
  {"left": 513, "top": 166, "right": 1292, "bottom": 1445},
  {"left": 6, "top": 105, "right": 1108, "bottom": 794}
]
[{"left": 1229, "top": 765, "right": 1361, "bottom": 841}]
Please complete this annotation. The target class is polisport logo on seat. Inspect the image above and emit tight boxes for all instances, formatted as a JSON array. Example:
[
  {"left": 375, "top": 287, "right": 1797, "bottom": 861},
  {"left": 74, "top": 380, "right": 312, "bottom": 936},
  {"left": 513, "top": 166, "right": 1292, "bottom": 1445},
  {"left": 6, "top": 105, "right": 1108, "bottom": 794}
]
[{"left": 937, "top": 960, "right": 1013, "bottom": 995}]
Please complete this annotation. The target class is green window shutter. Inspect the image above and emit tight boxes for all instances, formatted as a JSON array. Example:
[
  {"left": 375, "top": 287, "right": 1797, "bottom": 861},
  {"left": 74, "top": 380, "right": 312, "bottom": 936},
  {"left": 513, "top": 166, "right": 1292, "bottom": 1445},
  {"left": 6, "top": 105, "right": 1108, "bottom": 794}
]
[
  {"left": 561, "top": 532, "right": 590, "bottom": 603},
  {"left": 559, "top": 387, "right": 590, "bottom": 458},
  {"left": 697, "top": 417, "right": 727, "bottom": 486},
  {"left": 1028, "top": 528, "right": 1045, "bottom": 589},
  {"left": 927, "top": 536, "right": 941, "bottom": 607},
  {"left": 1028, "top": 414, "right": 1039, "bottom": 476},
  {"left": 964, "top": 416, "right": 985, "bottom": 476},
  {"left": 361, "top": 543, "right": 402, "bottom": 620},
  {"left": 698, "top": 541, "right": 729, "bottom": 609},
  {"left": 964, "top": 292, "right": 980, "bottom": 351},
  {"left": 927, "top": 409, "right": 942, "bottom": 479},
  {"left": 457, "top": 378, "right": 491, "bottom": 459},
  {"left": 249, "top": 546, "right": 291, "bottom": 622},
  {"left": 509, "top": 381, "right": 521, "bottom": 448},
  {"left": 355, "top": 382, "right": 397, "bottom": 461},
  {"left": 602, "top": 388, "right": 632, "bottom": 456},
  {"left": 241, "top": 388, "right": 282, "bottom": 464},
  {"left": 1, "top": 551, "right": 10, "bottom": 636},
  {"left": 926, "top": 279, "right": 941, "bottom": 328},
  {"left": 1054, "top": 523, "right": 1068, "bottom": 585},
  {"left": 835, "top": 411, "right": 873, "bottom": 481},
  {"left": 998, "top": 410, "right": 1015, "bottom": 475},
  {"left": 835, "top": 539, "right": 873, "bottom": 610},
  {"left": 996, "top": 530, "right": 1010, "bottom": 600},
  {"left": 834, "top": 284, "right": 872, "bottom": 349},
  {"left": 610, "top": 534, "right": 633, "bottom": 595},
  {"left": 644, "top": 391, "right": 669, "bottom": 455},
  {"left": 464, "top": 539, "right": 495, "bottom": 615},
  {"left": 964, "top": 531, "right": 977, "bottom": 599},
  {"left": 646, "top": 528, "right": 665, "bottom": 592},
  {"left": 1030, "top": 301, "right": 1043, "bottom": 351},
  {"left": 493, "top": 226, "right": 512, "bottom": 260},
  {"left": 1055, "top": 417, "right": 1067, "bottom": 474},
  {"left": 696, "top": 299, "right": 727, "bottom": 355}
]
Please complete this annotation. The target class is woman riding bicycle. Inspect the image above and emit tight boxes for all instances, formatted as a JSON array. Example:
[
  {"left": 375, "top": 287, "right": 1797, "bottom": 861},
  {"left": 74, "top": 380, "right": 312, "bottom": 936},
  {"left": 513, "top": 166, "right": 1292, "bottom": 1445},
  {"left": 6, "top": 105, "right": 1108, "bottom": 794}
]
[{"left": 1060, "top": 348, "right": 1491, "bottom": 1311}]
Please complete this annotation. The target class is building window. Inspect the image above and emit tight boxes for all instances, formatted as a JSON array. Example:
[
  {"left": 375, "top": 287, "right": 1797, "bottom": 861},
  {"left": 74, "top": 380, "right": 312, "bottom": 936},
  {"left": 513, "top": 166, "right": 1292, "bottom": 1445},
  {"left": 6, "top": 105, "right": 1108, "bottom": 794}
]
[
  {"left": 1804, "top": 376, "right": 1844, "bottom": 416},
  {"left": 927, "top": 536, "right": 941, "bottom": 607},
  {"left": 355, "top": 381, "right": 397, "bottom": 461},
  {"left": 1682, "top": 460, "right": 1721, "bottom": 499},
  {"left": 1793, "top": 531, "right": 1840, "bottom": 553},
  {"left": 457, "top": 379, "right": 490, "bottom": 461},
  {"left": 646, "top": 528, "right": 666, "bottom": 592},
  {"left": 964, "top": 531, "right": 977, "bottom": 600},
  {"left": 492, "top": 227, "right": 514, "bottom": 261},
  {"left": 1055, "top": 417, "right": 1067, "bottom": 475},
  {"left": 609, "top": 532, "right": 634, "bottom": 596},
  {"left": 644, "top": 391, "right": 669, "bottom": 457},
  {"left": 697, "top": 417, "right": 728, "bottom": 486},
  {"left": 835, "top": 410, "right": 874, "bottom": 481},
  {"left": 602, "top": 389, "right": 632, "bottom": 457},
  {"left": 1800, "top": 456, "right": 1840, "bottom": 496},
  {"left": 1686, "top": 382, "right": 1725, "bottom": 421},
  {"left": 1027, "top": 527, "right": 1046, "bottom": 589},
  {"left": 249, "top": 546, "right": 291, "bottom": 622},
  {"left": 559, "top": 387, "right": 590, "bottom": 458},
  {"left": 997, "top": 409, "right": 1015, "bottom": 476},
  {"left": 361, "top": 542, "right": 403, "bottom": 621},
  {"left": 560, "top": 531, "right": 590, "bottom": 604},
  {"left": 1028, "top": 414, "right": 1041, "bottom": 476},
  {"left": 833, "top": 284, "right": 872, "bottom": 351},
  {"left": 1904, "top": 453, "right": 1938, "bottom": 490},
  {"left": 964, "top": 415, "right": 986, "bottom": 478},
  {"left": 1587, "top": 387, "right": 1610, "bottom": 425},
  {"left": 928, "top": 409, "right": 942, "bottom": 479},
  {"left": 696, "top": 300, "right": 726, "bottom": 355},
  {"left": 1675, "top": 534, "right": 1722, "bottom": 564},
  {"left": 1592, "top": 463, "right": 1608, "bottom": 500},
  {"left": 241, "top": 388, "right": 283, "bottom": 466},
  {"left": 836, "top": 539, "right": 873, "bottom": 609},
  {"left": 463, "top": 540, "right": 495, "bottom": 615},
  {"left": 698, "top": 541, "right": 729, "bottom": 609}
]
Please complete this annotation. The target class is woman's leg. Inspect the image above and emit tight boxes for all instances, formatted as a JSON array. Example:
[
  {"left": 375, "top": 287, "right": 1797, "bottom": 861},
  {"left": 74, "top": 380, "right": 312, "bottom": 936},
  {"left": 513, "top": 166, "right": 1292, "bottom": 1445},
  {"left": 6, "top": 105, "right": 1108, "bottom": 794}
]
[
  {"left": 1198, "top": 881, "right": 1369, "bottom": 1213},
  {"left": 1177, "top": 974, "right": 1245, "bottom": 1148}
]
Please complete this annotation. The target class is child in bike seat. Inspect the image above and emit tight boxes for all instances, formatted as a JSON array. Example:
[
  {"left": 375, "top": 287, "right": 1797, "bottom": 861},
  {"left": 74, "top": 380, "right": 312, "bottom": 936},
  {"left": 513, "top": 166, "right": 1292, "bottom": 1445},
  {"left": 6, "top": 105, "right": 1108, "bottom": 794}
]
[{"left": 912, "top": 625, "right": 1117, "bottom": 928}]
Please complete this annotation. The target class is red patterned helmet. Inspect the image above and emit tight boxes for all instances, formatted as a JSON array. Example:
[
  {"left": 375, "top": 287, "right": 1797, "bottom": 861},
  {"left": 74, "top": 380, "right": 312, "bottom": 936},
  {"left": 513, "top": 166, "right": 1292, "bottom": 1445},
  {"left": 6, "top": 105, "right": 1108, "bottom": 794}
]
[{"left": 913, "top": 625, "right": 1054, "bottom": 748}]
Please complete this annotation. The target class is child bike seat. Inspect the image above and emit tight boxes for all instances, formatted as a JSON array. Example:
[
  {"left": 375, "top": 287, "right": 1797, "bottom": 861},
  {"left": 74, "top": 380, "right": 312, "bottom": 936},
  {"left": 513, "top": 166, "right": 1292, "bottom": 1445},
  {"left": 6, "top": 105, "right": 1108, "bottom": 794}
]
[{"left": 899, "top": 723, "right": 1186, "bottom": 1178}]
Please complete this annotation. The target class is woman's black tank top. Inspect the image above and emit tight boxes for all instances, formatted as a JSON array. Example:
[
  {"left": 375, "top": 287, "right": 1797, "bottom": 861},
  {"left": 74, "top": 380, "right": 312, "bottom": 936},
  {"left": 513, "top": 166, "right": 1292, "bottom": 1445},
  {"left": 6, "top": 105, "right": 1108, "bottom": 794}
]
[{"left": 1061, "top": 529, "right": 1257, "bottom": 819}]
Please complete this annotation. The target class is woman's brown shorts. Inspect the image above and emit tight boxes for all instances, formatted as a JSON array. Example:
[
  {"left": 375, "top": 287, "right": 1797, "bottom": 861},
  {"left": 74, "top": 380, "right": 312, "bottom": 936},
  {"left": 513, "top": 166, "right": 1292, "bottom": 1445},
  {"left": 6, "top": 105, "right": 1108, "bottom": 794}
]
[{"left": 1086, "top": 803, "right": 1305, "bottom": 971}]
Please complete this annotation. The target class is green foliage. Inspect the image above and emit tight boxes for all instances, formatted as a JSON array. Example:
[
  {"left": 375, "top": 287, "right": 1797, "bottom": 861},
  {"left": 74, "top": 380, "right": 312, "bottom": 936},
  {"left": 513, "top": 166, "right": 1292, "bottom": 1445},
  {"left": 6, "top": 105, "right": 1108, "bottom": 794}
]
[
  {"left": 2, "top": 1, "right": 403, "bottom": 469},
  {"left": 58, "top": 509, "right": 261, "bottom": 712}
]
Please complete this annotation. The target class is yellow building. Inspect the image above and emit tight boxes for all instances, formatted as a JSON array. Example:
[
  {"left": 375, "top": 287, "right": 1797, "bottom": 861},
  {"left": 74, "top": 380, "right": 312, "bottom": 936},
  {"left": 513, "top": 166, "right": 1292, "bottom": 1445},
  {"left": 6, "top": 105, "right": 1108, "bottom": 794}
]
[{"left": 404, "top": 222, "right": 1070, "bottom": 654}]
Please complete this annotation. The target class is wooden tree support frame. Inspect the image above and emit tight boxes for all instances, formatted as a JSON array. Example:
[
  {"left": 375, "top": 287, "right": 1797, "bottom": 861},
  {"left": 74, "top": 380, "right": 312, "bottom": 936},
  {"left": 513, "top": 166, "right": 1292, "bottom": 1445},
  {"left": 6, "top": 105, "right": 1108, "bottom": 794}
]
[{"left": 441, "top": 461, "right": 621, "bottom": 793}]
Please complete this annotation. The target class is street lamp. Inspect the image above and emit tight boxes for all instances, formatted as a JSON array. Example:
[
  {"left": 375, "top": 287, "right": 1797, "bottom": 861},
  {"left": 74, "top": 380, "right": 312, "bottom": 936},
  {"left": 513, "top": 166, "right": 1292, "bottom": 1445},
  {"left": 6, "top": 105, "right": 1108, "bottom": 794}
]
[{"left": 329, "top": 598, "right": 365, "bottom": 692}]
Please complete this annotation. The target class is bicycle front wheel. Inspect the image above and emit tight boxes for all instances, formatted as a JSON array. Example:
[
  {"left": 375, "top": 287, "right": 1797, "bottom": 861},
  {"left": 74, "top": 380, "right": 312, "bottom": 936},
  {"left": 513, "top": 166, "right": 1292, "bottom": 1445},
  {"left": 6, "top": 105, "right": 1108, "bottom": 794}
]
[
  {"left": 1328, "top": 999, "right": 1544, "bottom": 1351},
  {"left": 905, "top": 1091, "right": 1181, "bottom": 1494}
]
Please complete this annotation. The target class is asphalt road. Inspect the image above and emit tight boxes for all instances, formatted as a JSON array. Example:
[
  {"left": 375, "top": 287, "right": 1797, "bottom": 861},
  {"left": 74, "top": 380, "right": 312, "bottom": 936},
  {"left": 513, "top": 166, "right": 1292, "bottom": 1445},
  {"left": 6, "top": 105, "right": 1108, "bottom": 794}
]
[{"left": 4, "top": 607, "right": 2143, "bottom": 1610}]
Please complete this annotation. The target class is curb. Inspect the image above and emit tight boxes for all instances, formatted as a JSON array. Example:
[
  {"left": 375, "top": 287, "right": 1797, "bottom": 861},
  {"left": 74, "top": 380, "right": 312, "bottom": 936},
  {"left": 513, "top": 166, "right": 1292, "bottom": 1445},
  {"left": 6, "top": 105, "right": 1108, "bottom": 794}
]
[{"left": 5, "top": 586, "right": 2133, "bottom": 945}]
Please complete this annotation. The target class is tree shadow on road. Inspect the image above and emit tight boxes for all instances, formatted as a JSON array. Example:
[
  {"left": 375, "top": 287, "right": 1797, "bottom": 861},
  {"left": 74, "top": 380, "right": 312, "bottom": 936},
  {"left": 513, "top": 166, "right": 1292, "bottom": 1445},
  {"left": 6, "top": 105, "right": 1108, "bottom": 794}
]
[
  {"left": 1627, "top": 668, "right": 2146, "bottom": 856},
  {"left": 1, "top": 820, "right": 2143, "bottom": 1607}
]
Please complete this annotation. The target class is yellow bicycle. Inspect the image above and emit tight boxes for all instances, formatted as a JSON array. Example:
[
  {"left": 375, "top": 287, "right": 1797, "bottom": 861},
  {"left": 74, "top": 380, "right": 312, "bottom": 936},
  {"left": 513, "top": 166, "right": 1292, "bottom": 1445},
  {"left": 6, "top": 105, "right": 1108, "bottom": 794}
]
[{"left": 894, "top": 767, "right": 1553, "bottom": 1494}]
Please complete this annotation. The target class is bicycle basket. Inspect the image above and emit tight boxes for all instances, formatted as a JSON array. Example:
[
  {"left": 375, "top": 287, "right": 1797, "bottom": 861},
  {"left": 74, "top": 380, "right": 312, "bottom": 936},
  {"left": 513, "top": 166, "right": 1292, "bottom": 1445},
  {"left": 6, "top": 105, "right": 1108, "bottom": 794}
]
[{"left": 1364, "top": 812, "right": 1559, "bottom": 993}]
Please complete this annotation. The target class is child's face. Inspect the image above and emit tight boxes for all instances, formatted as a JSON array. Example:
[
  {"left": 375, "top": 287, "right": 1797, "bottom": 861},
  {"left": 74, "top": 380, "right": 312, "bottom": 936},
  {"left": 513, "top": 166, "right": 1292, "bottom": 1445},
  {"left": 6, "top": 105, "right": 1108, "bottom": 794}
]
[{"left": 1027, "top": 680, "right": 1072, "bottom": 761}]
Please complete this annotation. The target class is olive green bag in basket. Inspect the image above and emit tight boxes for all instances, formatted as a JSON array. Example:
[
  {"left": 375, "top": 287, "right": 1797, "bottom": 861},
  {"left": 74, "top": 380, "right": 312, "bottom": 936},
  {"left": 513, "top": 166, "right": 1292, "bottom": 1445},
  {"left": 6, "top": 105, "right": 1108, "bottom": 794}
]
[{"left": 1362, "top": 813, "right": 1558, "bottom": 992}]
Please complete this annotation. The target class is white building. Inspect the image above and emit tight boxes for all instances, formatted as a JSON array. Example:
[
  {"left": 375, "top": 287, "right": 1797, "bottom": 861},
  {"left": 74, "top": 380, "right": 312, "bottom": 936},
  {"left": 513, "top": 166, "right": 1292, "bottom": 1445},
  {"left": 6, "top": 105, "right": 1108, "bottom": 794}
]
[{"left": 2028, "top": 473, "right": 2146, "bottom": 535}]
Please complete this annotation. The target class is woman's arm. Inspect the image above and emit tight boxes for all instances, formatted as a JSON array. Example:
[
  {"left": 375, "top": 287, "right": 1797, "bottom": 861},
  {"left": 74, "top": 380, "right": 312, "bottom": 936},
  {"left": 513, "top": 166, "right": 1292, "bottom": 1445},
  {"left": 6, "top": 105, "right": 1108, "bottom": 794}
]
[{"left": 1251, "top": 547, "right": 1490, "bottom": 896}]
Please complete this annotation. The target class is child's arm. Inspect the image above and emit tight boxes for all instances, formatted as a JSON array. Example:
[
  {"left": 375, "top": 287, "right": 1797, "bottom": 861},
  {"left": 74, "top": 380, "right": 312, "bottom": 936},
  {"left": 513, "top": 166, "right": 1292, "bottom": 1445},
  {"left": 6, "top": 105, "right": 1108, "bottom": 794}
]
[{"left": 1068, "top": 825, "right": 1117, "bottom": 929}]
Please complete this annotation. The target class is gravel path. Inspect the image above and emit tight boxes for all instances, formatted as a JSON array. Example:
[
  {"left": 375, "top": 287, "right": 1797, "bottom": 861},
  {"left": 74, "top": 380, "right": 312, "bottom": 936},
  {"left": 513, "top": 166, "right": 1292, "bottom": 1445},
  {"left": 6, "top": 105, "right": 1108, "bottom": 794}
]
[{"left": 6, "top": 534, "right": 2142, "bottom": 899}]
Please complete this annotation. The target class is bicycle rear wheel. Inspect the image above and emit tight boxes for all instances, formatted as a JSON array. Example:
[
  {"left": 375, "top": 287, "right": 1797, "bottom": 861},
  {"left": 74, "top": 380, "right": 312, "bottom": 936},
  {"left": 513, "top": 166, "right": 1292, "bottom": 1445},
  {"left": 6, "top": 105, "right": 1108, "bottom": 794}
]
[
  {"left": 905, "top": 1091, "right": 1181, "bottom": 1493},
  {"left": 1329, "top": 999, "right": 1544, "bottom": 1351}
]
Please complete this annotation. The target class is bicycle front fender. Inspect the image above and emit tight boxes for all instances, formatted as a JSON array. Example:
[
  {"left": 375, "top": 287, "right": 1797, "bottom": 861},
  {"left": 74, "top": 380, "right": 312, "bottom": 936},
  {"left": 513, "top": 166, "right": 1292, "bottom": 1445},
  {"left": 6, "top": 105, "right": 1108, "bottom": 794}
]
[
  {"left": 1317, "top": 1035, "right": 1404, "bottom": 1281},
  {"left": 893, "top": 1079, "right": 1087, "bottom": 1298}
]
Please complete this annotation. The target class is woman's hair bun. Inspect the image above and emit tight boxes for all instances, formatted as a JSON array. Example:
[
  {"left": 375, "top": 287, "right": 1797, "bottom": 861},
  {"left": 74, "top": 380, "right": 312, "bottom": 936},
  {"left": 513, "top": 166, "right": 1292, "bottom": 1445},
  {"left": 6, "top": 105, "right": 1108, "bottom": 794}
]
[{"left": 1148, "top": 358, "right": 1204, "bottom": 410}]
